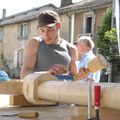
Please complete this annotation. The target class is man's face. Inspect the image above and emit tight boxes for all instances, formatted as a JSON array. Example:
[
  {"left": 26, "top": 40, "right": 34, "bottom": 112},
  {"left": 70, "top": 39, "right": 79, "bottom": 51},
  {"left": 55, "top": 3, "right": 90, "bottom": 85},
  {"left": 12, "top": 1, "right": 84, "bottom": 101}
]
[
  {"left": 76, "top": 41, "right": 87, "bottom": 54},
  {"left": 39, "top": 23, "right": 59, "bottom": 44}
]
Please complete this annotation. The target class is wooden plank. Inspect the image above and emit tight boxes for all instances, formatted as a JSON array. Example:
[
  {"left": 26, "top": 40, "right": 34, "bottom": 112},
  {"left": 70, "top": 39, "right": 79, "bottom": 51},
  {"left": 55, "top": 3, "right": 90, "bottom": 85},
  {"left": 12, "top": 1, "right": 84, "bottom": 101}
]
[
  {"left": 9, "top": 95, "right": 57, "bottom": 107},
  {"left": 9, "top": 95, "right": 33, "bottom": 106},
  {"left": 0, "top": 80, "right": 57, "bottom": 106},
  {"left": 0, "top": 80, "right": 23, "bottom": 95}
]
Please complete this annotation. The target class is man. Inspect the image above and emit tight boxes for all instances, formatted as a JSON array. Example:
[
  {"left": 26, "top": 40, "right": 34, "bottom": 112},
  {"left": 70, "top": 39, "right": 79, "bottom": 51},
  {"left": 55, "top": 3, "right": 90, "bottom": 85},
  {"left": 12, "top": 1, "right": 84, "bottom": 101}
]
[
  {"left": 20, "top": 10, "right": 78, "bottom": 79},
  {"left": 76, "top": 36, "right": 100, "bottom": 82}
]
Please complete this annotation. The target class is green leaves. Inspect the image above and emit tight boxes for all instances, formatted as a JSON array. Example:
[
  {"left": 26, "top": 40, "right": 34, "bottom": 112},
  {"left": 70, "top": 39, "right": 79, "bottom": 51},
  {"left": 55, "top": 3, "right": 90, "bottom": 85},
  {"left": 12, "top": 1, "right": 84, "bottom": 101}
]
[{"left": 96, "top": 8, "right": 119, "bottom": 62}]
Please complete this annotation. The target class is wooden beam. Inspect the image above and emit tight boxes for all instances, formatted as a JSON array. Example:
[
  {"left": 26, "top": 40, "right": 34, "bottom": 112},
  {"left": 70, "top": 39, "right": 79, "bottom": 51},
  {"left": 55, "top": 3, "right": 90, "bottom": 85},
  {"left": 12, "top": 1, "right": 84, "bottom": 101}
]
[
  {"left": 9, "top": 95, "right": 33, "bottom": 106},
  {"left": 9, "top": 95, "right": 57, "bottom": 106},
  {"left": 0, "top": 80, "right": 56, "bottom": 106},
  {"left": 0, "top": 80, "right": 23, "bottom": 95}
]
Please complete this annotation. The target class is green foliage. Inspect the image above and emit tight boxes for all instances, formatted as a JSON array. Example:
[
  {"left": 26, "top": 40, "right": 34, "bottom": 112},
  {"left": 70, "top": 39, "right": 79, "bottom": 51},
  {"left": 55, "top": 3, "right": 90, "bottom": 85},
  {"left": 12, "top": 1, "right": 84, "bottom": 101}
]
[
  {"left": 104, "top": 28, "right": 119, "bottom": 60},
  {"left": 96, "top": 8, "right": 119, "bottom": 61}
]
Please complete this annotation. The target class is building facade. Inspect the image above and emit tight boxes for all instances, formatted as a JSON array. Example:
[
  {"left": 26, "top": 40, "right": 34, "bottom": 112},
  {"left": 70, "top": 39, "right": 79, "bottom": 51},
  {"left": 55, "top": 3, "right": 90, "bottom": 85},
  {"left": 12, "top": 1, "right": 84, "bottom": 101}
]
[
  {"left": 0, "top": 0, "right": 112, "bottom": 78},
  {"left": 58, "top": 0, "right": 112, "bottom": 43},
  {"left": 0, "top": 4, "right": 57, "bottom": 78}
]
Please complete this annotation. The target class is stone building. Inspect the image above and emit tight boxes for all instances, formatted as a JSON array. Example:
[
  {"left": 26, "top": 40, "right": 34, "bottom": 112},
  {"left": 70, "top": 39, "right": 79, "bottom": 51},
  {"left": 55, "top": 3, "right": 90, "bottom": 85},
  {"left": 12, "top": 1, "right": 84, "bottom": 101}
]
[
  {"left": 0, "top": 4, "right": 57, "bottom": 78},
  {"left": 58, "top": 0, "right": 112, "bottom": 43},
  {"left": 0, "top": 0, "right": 112, "bottom": 78}
]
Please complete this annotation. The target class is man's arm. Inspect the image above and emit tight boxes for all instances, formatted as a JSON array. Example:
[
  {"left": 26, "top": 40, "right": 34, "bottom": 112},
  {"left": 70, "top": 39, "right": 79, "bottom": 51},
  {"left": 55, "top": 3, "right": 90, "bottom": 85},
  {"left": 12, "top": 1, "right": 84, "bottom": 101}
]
[
  {"left": 68, "top": 43, "right": 90, "bottom": 79},
  {"left": 20, "top": 39, "right": 39, "bottom": 79},
  {"left": 67, "top": 43, "right": 78, "bottom": 76}
]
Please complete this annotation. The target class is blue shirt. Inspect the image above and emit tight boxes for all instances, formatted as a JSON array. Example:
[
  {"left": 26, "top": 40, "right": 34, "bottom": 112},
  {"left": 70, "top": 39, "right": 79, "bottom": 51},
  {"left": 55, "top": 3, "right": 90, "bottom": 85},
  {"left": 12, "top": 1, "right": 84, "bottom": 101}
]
[
  {"left": 77, "top": 50, "right": 100, "bottom": 83},
  {"left": 0, "top": 70, "right": 10, "bottom": 81}
]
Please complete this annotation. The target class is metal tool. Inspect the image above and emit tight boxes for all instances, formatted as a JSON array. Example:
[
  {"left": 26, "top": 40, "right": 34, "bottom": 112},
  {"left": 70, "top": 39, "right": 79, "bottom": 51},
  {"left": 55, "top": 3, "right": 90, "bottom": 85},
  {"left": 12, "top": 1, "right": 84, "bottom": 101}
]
[
  {"left": 1, "top": 111, "right": 39, "bottom": 118},
  {"left": 56, "top": 74, "right": 74, "bottom": 80},
  {"left": 87, "top": 78, "right": 94, "bottom": 120},
  {"left": 94, "top": 85, "right": 101, "bottom": 120}
]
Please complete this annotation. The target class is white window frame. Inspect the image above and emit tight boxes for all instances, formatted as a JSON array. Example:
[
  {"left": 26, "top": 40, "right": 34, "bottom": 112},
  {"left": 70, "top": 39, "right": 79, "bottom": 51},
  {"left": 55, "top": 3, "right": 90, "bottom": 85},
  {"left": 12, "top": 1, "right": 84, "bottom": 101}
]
[
  {"left": 18, "top": 23, "right": 28, "bottom": 38},
  {"left": 83, "top": 11, "right": 94, "bottom": 34}
]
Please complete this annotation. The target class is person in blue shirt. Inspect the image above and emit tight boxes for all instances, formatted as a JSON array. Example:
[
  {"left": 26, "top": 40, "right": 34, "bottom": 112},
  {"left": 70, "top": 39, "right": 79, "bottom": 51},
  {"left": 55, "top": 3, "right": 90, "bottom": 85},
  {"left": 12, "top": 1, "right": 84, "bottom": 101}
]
[
  {"left": 0, "top": 70, "right": 10, "bottom": 81},
  {"left": 76, "top": 36, "right": 100, "bottom": 83}
]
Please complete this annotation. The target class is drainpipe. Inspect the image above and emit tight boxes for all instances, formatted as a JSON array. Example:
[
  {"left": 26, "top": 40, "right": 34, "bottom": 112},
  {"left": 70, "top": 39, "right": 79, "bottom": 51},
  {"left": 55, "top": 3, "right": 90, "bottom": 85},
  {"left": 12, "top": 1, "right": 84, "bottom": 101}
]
[
  {"left": 67, "top": 13, "right": 75, "bottom": 43},
  {"left": 111, "top": 0, "right": 115, "bottom": 28},
  {"left": 92, "top": 10, "right": 96, "bottom": 42},
  {"left": 67, "top": 13, "right": 71, "bottom": 43},
  {"left": 71, "top": 14, "right": 75, "bottom": 44}
]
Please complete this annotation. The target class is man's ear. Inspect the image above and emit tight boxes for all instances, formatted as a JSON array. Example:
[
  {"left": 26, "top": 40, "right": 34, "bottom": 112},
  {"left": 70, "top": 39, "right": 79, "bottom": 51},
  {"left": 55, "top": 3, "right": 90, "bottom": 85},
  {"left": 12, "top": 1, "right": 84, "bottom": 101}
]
[{"left": 56, "top": 23, "right": 61, "bottom": 29}]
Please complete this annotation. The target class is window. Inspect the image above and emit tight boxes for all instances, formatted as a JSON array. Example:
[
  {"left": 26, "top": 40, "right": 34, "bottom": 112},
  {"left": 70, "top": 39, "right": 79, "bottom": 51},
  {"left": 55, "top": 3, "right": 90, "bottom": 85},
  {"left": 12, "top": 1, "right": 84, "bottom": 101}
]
[
  {"left": 0, "top": 29, "right": 3, "bottom": 42},
  {"left": 17, "top": 49, "right": 24, "bottom": 68},
  {"left": 18, "top": 23, "right": 28, "bottom": 38},
  {"left": 83, "top": 12, "right": 94, "bottom": 34},
  {"left": 86, "top": 17, "right": 92, "bottom": 33}
]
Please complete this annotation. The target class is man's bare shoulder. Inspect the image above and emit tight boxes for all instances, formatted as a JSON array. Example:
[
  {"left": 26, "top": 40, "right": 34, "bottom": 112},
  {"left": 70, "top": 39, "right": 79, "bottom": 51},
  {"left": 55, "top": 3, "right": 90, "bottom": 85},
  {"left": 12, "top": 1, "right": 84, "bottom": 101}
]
[
  {"left": 26, "top": 37, "right": 41, "bottom": 48},
  {"left": 25, "top": 37, "right": 41, "bottom": 53}
]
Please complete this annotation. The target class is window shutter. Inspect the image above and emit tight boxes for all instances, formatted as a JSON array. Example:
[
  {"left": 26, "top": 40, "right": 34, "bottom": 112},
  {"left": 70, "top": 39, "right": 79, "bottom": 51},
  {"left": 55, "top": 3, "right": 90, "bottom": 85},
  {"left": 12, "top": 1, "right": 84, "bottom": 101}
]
[{"left": 14, "top": 50, "right": 18, "bottom": 68}]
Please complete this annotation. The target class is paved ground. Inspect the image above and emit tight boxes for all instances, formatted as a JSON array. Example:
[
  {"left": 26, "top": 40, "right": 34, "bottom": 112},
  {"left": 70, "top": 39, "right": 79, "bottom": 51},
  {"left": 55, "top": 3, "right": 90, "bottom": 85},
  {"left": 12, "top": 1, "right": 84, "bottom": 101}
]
[
  {"left": 0, "top": 104, "right": 120, "bottom": 120},
  {"left": 0, "top": 104, "right": 74, "bottom": 120}
]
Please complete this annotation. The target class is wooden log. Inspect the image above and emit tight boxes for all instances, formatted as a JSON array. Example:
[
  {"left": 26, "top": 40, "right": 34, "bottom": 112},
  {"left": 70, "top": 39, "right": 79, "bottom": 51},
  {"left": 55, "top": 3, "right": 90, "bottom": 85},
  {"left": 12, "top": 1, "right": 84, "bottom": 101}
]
[
  {"left": 0, "top": 74, "right": 120, "bottom": 110},
  {"left": 37, "top": 80, "right": 120, "bottom": 110},
  {"left": 23, "top": 72, "right": 120, "bottom": 110},
  {"left": 23, "top": 72, "right": 58, "bottom": 104}
]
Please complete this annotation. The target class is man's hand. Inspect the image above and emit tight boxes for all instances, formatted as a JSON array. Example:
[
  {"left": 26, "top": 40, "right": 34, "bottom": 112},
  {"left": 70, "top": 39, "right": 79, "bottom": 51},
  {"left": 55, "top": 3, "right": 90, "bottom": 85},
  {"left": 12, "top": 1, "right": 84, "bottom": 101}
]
[
  {"left": 49, "top": 64, "right": 68, "bottom": 75},
  {"left": 75, "top": 67, "right": 90, "bottom": 79}
]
